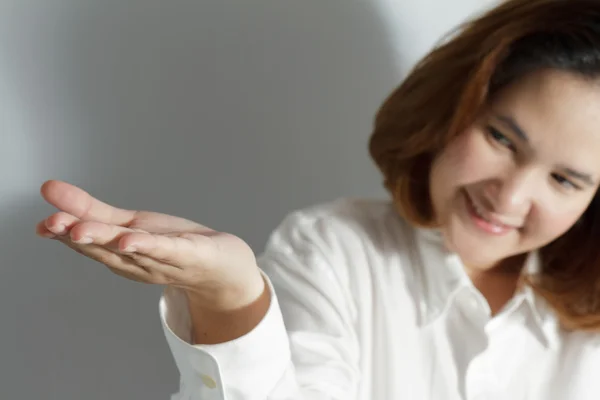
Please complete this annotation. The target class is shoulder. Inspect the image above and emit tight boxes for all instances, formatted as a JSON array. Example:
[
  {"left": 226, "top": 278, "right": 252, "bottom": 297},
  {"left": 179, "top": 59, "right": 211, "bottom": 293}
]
[
  {"left": 552, "top": 330, "right": 600, "bottom": 395},
  {"left": 567, "top": 331, "right": 600, "bottom": 362},
  {"left": 259, "top": 197, "right": 423, "bottom": 294},
  {"left": 263, "top": 197, "right": 416, "bottom": 258},
  {"left": 258, "top": 198, "right": 430, "bottom": 327}
]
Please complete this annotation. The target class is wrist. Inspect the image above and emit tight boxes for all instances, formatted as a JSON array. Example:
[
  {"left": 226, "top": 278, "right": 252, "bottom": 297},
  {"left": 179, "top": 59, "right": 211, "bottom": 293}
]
[
  {"left": 184, "top": 271, "right": 271, "bottom": 344},
  {"left": 184, "top": 269, "right": 266, "bottom": 312}
]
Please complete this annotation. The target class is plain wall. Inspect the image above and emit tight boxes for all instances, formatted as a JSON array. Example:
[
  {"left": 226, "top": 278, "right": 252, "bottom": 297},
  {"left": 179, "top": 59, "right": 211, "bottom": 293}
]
[{"left": 1, "top": 1, "right": 497, "bottom": 398}]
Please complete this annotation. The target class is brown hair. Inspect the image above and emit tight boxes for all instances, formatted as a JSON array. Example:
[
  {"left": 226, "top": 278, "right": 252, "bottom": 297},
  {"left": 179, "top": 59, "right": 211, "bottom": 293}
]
[{"left": 369, "top": 0, "right": 600, "bottom": 331}]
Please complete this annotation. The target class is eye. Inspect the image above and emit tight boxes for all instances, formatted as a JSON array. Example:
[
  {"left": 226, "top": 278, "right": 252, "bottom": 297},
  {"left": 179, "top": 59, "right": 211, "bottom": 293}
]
[
  {"left": 551, "top": 173, "right": 581, "bottom": 190},
  {"left": 486, "top": 126, "right": 515, "bottom": 151}
]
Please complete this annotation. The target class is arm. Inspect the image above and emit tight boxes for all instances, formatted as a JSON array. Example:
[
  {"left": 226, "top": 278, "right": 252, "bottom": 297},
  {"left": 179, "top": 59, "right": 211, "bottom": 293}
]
[
  {"left": 35, "top": 180, "right": 359, "bottom": 399},
  {"left": 186, "top": 272, "right": 271, "bottom": 345},
  {"left": 161, "top": 212, "right": 361, "bottom": 400}
]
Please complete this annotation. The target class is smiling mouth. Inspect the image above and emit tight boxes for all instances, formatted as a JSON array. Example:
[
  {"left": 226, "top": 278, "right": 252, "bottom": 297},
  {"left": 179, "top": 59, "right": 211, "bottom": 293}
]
[{"left": 463, "top": 191, "right": 519, "bottom": 235}]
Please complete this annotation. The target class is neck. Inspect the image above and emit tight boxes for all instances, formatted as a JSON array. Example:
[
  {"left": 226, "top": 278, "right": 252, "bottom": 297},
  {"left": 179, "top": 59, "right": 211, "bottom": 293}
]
[
  {"left": 465, "top": 254, "right": 527, "bottom": 316},
  {"left": 465, "top": 253, "right": 527, "bottom": 277}
]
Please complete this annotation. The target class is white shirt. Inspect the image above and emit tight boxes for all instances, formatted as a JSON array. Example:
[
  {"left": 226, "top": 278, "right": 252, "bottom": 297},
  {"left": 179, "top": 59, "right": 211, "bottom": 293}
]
[{"left": 160, "top": 198, "right": 600, "bottom": 400}]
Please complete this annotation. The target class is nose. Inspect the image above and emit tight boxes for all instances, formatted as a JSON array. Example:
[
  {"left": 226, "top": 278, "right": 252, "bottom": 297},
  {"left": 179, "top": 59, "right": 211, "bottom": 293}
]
[{"left": 481, "top": 169, "right": 535, "bottom": 215}]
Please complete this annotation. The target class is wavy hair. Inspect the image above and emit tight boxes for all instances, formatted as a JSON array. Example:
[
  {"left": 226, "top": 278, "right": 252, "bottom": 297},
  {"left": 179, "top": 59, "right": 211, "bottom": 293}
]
[{"left": 369, "top": 0, "right": 600, "bottom": 331}]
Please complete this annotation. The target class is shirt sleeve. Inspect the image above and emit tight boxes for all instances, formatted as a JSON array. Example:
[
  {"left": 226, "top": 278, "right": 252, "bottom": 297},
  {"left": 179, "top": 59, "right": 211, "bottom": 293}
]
[{"left": 159, "top": 210, "right": 361, "bottom": 400}]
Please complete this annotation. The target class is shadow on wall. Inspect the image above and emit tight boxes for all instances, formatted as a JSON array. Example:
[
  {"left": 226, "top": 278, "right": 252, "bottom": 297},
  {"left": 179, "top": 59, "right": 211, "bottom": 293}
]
[{"left": 0, "top": 1, "right": 398, "bottom": 399}]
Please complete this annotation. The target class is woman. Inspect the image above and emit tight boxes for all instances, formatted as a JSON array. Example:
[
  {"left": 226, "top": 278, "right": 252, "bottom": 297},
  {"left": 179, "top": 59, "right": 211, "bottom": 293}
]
[{"left": 37, "top": 0, "right": 600, "bottom": 398}]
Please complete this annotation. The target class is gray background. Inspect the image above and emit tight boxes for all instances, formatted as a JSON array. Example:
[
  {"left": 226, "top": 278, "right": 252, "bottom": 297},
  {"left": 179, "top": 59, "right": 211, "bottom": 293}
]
[{"left": 0, "top": 1, "right": 497, "bottom": 398}]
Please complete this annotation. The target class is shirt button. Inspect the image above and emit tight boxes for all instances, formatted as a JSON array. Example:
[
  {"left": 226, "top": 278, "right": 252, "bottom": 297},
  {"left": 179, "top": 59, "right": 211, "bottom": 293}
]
[{"left": 200, "top": 374, "right": 217, "bottom": 389}]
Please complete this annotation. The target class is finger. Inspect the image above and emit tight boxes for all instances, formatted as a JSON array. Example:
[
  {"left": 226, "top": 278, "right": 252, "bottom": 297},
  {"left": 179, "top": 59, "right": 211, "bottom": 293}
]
[
  {"left": 47, "top": 212, "right": 80, "bottom": 234},
  {"left": 119, "top": 232, "right": 217, "bottom": 269},
  {"left": 36, "top": 221, "right": 57, "bottom": 238},
  {"left": 129, "top": 211, "right": 214, "bottom": 235},
  {"left": 62, "top": 224, "right": 190, "bottom": 280},
  {"left": 36, "top": 212, "right": 80, "bottom": 238},
  {"left": 68, "top": 221, "right": 145, "bottom": 247},
  {"left": 58, "top": 238, "right": 179, "bottom": 285},
  {"left": 59, "top": 239, "right": 149, "bottom": 278},
  {"left": 72, "top": 229, "right": 198, "bottom": 278},
  {"left": 123, "top": 251, "right": 184, "bottom": 283},
  {"left": 40, "top": 180, "right": 136, "bottom": 226}
]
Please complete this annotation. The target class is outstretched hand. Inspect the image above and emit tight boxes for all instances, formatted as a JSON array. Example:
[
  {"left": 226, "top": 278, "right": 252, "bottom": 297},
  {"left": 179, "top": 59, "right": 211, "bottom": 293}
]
[{"left": 36, "top": 180, "right": 264, "bottom": 310}]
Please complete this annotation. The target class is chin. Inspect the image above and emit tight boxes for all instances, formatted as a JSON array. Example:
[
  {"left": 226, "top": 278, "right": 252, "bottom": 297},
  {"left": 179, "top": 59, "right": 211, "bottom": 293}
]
[
  {"left": 441, "top": 226, "right": 507, "bottom": 269},
  {"left": 458, "top": 248, "right": 502, "bottom": 270}
]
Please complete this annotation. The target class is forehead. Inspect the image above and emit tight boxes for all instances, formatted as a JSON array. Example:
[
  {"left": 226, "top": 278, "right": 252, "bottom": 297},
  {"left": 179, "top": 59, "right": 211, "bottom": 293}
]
[{"left": 489, "top": 69, "right": 600, "bottom": 172}]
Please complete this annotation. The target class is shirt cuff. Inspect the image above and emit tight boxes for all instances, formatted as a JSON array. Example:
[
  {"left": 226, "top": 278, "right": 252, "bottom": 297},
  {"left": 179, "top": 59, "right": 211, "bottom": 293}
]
[{"left": 159, "top": 269, "right": 291, "bottom": 399}]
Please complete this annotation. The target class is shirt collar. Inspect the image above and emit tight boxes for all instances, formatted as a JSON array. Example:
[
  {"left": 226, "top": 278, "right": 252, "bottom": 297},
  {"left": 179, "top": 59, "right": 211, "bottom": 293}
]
[
  {"left": 413, "top": 227, "right": 471, "bottom": 325},
  {"left": 414, "top": 227, "right": 560, "bottom": 348},
  {"left": 518, "top": 251, "right": 561, "bottom": 348}
]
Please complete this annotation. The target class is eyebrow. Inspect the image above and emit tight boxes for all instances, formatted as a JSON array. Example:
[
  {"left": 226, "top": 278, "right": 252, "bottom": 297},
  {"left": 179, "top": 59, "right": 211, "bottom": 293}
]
[{"left": 492, "top": 114, "right": 596, "bottom": 186}]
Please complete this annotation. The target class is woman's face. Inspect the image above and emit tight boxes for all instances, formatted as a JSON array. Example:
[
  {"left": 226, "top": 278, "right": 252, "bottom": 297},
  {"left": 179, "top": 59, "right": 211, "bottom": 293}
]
[{"left": 430, "top": 69, "right": 600, "bottom": 270}]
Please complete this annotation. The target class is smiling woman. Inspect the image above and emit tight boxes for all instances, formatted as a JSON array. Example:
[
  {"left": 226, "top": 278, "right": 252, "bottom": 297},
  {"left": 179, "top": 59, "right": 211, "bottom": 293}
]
[
  {"left": 370, "top": 0, "right": 600, "bottom": 330},
  {"left": 432, "top": 70, "right": 600, "bottom": 258},
  {"left": 38, "top": 0, "right": 600, "bottom": 399}
]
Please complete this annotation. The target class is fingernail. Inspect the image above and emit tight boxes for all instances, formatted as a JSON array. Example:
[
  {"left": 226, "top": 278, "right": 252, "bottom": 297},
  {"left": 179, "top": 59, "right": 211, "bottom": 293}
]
[
  {"left": 51, "top": 224, "right": 66, "bottom": 235},
  {"left": 76, "top": 236, "right": 93, "bottom": 244},
  {"left": 123, "top": 246, "right": 136, "bottom": 253}
]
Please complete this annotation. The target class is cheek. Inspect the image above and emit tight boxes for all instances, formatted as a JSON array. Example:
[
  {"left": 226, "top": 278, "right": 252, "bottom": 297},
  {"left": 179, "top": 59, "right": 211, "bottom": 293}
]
[
  {"left": 529, "top": 206, "right": 586, "bottom": 244},
  {"left": 430, "top": 131, "right": 485, "bottom": 222},
  {"left": 432, "top": 130, "right": 492, "bottom": 193}
]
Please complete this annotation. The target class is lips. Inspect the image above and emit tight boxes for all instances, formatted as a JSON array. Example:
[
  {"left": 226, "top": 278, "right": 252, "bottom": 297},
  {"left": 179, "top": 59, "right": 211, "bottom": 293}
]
[
  {"left": 464, "top": 191, "right": 520, "bottom": 234},
  {"left": 469, "top": 195, "right": 508, "bottom": 227}
]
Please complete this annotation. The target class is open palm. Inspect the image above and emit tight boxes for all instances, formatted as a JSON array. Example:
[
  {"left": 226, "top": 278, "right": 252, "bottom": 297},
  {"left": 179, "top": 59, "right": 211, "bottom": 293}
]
[{"left": 36, "top": 180, "right": 260, "bottom": 307}]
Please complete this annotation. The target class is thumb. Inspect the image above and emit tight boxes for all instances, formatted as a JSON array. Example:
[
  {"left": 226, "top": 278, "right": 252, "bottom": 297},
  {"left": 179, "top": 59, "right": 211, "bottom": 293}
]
[{"left": 41, "top": 180, "right": 136, "bottom": 225}]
